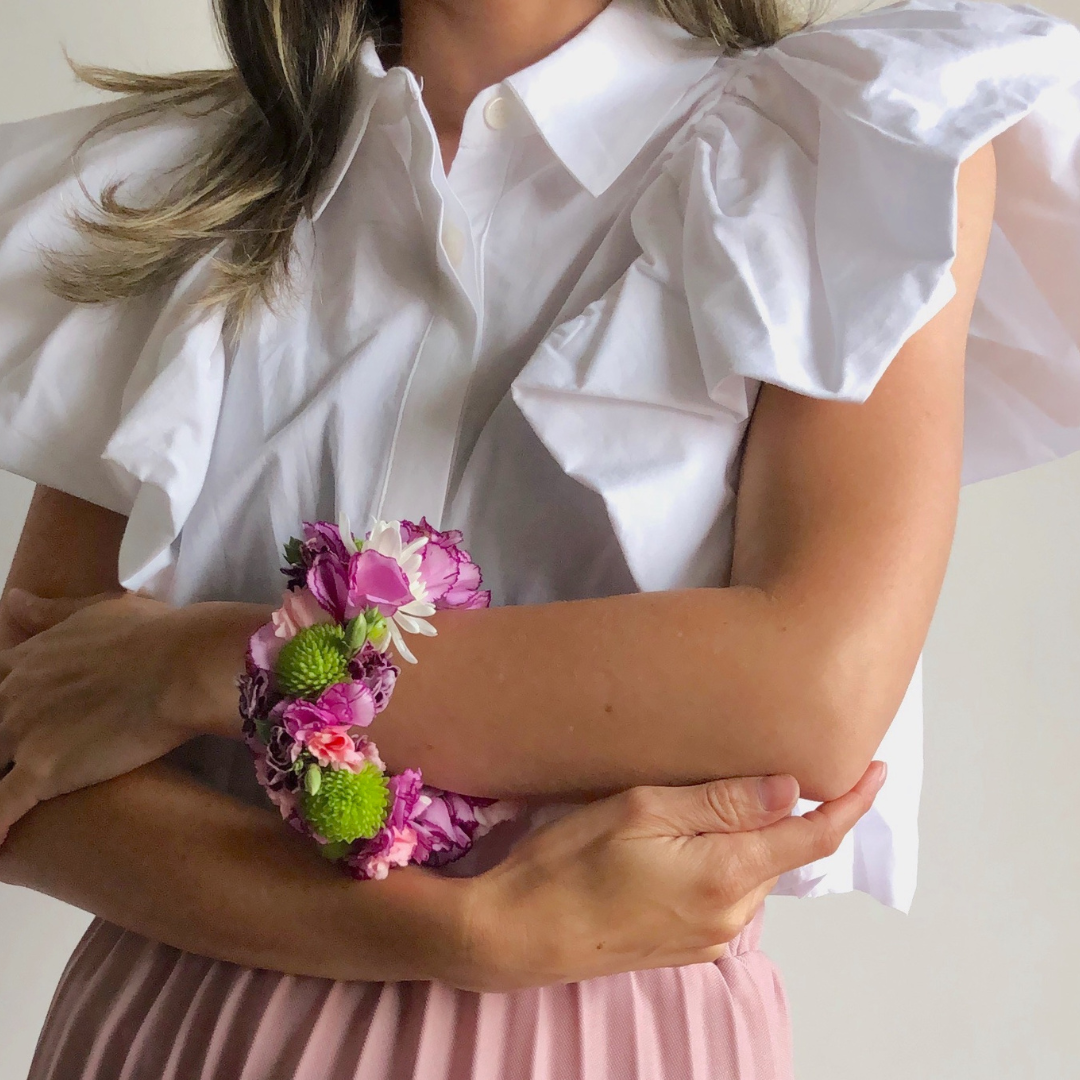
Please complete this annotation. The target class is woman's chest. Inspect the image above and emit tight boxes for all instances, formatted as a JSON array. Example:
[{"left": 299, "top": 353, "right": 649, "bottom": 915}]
[{"left": 173, "top": 117, "right": 756, "bottom": 609}]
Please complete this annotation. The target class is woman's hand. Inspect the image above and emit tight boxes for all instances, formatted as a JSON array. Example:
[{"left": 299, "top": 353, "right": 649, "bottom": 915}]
[
  {"left": 0, "top": 588, "right": 195, "bottom": 842},
  {"left": 460, "top": 761, "right": 886, "bottom": 992}
]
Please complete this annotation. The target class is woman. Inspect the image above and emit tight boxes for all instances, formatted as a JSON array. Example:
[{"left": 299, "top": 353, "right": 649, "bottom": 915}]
[{"left": 1, "top": 0, "right": 1079, "bottom": 1075}]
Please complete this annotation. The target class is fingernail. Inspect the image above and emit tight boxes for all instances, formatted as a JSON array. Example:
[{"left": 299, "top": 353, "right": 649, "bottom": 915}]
[
  {"left": 5, "top": 587, "right": 30, "bottom": 605},
  {"left": 758, "top": 775, "right": 799, "bottom": 812},
  {"left": 871, "top": 761, "right": 888, "bottom": 787}
]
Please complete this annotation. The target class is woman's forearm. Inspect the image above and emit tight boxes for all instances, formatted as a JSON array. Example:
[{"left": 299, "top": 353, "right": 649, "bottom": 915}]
[
  {"left": 0, "top": 760, "right": 479, "bottom": 984},
  {"left": 170, "top": 588, "right": 883, "bottom": 806}
]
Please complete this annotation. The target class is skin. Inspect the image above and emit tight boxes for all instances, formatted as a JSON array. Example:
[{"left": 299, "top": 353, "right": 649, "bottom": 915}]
[{"left": 0, "top": 0, "right": 997, "bottom": 990}]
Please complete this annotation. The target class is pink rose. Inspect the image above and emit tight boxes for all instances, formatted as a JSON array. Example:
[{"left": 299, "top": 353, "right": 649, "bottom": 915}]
[
  {"left": 273, "top": 587, "right": 334, "bottom": 639},
  {"left": 248, "top": 587, "right": 335, "bottom": 670}
]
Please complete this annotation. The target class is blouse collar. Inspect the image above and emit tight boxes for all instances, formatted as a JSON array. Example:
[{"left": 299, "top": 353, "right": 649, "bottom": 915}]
[{"left": 312, "top": 0, "right": 722, "bottom": 217}]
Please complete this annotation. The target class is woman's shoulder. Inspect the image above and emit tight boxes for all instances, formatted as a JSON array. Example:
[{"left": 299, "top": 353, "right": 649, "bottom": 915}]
[
  {"left": 620, "top": 0, "right": 1080, "bottom": 398},
  {"left": 0, "top": 95, "right": 227, "bottom": 233},
  {"left": 684, "top": 0, "right": 1080, "bottom": 149},
  {"left": 0, "top": 96, "right": 231, "bottom": 593}
]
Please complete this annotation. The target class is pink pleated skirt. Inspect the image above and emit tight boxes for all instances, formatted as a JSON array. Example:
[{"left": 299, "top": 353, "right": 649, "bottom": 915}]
[{"left": 27, "top": 903, "right": 791, "bottom": 1080}]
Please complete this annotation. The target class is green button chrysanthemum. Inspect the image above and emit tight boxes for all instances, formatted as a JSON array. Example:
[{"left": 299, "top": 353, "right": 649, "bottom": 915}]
[
  {"left": 300, "top": 764, "right": 391, "bottom": 844},
  {"left": 274, "top": 623, "right": 350, "bottom": 698}
]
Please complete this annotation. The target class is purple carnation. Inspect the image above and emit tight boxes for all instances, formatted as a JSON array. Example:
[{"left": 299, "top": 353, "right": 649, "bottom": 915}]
[
  {"left": 348, "top": 642, "right": 400, "bottom": 713},
  {"left": 281, "top": 520, "right": 353, "bottom": 596},
  {"left": 237, "top": 666, "right": 275, "bottom": 723},
  {"left": 410, "top": 789, "right": 491, "bottom": 867},
  {"left": 307, "top": 551, "right": 350, "bottom": 621},
  {"left": 302, "top": 520, "right": 352, "bottom": 563},
  {"left": 400, "top": 517, "right": 491, "bottom": 611},
  {"left": 386, "top": 768, "right": 425, "bottom": 830},
  {"left": 263, "top": 723, "right": 301, "bottom": 793}
]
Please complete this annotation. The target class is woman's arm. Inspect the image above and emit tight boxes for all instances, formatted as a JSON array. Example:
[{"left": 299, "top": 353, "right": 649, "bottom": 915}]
[
  {"left": 173, "top": 145, "right": 997, "bottom": 805},
  {"left": 0, "top": 485, "right": 478, "bottom": 983},
  {"left": 1, "top": 491, "right": 886, "bottom": 989}
]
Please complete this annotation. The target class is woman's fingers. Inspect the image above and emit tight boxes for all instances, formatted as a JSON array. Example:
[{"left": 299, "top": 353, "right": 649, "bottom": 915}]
[
  {"left": 0, "top": 764, "right": 42, "bottom": 845},
  {"left": 2, "top": 589, "right": 115, "bottom": 635},
  {"left": 619, "top": 773, "right": 801, "bottom": 838},
  {"left": 723, "top": 760, "right": 887, "bottom": 886}
]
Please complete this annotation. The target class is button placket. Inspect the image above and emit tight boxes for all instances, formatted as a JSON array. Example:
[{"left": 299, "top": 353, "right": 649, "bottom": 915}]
[{"left": 374, "top": 86, "right": 483, "bottom": 528}]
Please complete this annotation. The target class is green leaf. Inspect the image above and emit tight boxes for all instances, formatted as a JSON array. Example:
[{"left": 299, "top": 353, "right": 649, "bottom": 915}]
[
  {"left": 283, "top": 536, "right": 304, "bottom": 566},
  {"left": 254, "top": 717, "right": 273, "bottom": 745},
  {"left": 304, "top": 764, "right": 323, "bottom": 796}
]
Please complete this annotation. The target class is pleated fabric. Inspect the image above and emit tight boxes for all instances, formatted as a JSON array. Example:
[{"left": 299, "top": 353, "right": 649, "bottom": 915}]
[{"left": 27, "top": 905, "right": 790, "bottom": 1080}]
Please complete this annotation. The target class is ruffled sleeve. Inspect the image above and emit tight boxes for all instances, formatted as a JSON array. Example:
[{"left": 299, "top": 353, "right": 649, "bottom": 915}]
[
  {"left": 0, "top": 101, "right": 227, "bottom": 597},
  {"left": 512, "top": 0, "right": 1080, "bottom": 594}
]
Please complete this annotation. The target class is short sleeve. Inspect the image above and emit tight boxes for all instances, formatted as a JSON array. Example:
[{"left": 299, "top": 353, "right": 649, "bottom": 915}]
[
  {"left": 697, "top": 0, "right": 1080, "bottom": 483},
  {"left": 0, "top": 101, "right": 228, "bottom": 596},
  {"left": 513, "top": 0, "right": 1080, "bottom": 595}
]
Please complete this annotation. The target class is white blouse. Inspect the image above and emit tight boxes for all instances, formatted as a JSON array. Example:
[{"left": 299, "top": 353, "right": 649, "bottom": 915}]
[{"left": 2, "top": 0, "right": 1080, "bottom": 914}]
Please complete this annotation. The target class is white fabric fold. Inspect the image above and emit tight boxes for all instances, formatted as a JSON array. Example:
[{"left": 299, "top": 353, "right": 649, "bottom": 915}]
[
  {"left": 0, "top": 100, "right": 227, "bottom": 595},
  {"left": 511, "top": 0, "right": 1080, "bottom": 911},
  {"left": 514, "top": 0, "right": 1080, "bottom": 594}
]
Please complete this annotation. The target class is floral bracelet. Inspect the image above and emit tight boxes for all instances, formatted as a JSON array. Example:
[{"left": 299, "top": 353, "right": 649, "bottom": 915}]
[{"left": 237, "top": 514, "right": 519, "bottom": 880}]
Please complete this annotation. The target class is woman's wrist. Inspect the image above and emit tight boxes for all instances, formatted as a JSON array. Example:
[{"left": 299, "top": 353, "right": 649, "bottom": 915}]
[
  {"left": 157, "top": 600, "right": 277, "bottom": 740},
  {"left": 426, "top": 872, "right": 522, "bottom": 993}
]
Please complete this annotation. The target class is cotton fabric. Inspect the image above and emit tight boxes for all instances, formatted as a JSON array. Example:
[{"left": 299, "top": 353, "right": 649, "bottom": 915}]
[{"left": 3, "top": 0, "right": 1080, "bottom": 1074}]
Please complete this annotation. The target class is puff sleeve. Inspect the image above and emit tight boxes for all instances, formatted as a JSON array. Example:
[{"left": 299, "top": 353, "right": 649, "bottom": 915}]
[
  {"left": 512, "top": 0, "right": 1080, "bottom": 594},
  {"left": 0, "top": 101, "right": 227, "bottom": 597}
]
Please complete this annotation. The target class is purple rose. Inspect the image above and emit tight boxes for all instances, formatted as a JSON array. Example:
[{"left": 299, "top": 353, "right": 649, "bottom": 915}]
[
  {"left": 348, "top": 643, "right": 400, "bottom": 713},
  {"left": 400, "top": 518, "right": 491, "bottom": 610}
]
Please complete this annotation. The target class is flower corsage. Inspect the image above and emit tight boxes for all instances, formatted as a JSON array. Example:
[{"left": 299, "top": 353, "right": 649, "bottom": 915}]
[{"left": 238, "top": 513, "right": 520, "bottom": 880}]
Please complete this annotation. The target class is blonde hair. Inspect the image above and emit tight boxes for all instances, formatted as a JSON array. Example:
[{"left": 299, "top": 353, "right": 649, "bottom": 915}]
[{"left": 47, "top": 0, "right": 816, "bottom": 320}]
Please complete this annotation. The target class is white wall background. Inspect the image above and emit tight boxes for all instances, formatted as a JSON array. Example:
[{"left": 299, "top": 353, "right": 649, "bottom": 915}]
[{"left": 1, "top": 1, "right": 1078, "bottom": 1077}]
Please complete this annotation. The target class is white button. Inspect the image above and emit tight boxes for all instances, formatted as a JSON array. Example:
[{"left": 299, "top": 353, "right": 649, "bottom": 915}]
[
  {"left": 441, "top": 223, "right": 466, "bottom": 267},
  {"left": 483, "top": 95, "right": 512, "bottom": 131}
]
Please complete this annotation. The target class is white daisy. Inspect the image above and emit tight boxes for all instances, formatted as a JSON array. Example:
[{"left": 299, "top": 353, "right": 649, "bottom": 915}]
[{"left": 339, "top": 511, "right": 438, "bottom": 664}]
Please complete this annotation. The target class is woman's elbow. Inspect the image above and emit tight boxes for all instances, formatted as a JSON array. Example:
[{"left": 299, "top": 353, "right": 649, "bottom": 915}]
[{"left": 785, "top": 665, "right": 909, "bottom": 803}]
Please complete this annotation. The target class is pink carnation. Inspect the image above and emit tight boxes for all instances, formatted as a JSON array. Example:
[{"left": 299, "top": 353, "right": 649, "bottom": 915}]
[
  {"left": 346, "top": 826, "right": 419, "bottom": 881},
  {"left": 345, "top": 549, "right": 416, "bottom": 619},
  {"left": 300, "top": 726, "right": 371, "bottom": 771},
  {"left": 282, "top": 680, "right": 376, "bottom": 737}
]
